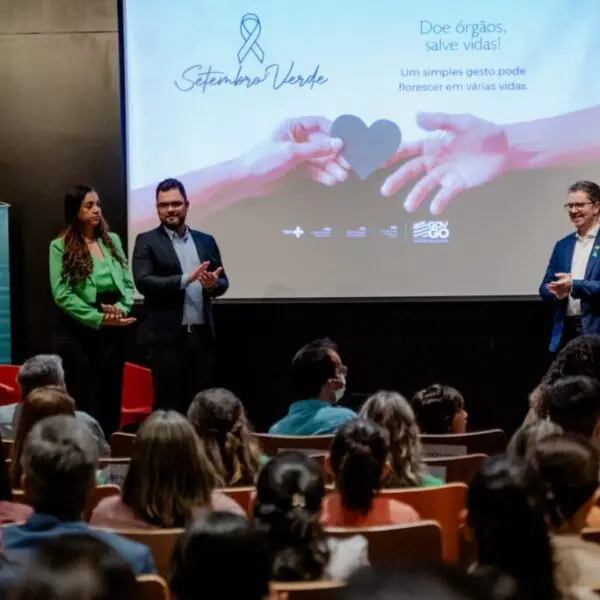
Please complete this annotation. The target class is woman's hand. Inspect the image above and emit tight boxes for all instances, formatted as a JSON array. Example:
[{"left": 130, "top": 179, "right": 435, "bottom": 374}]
[
  {"left": 100, "top": 304, "right": 124, "bottom": 317},
  {"left": 102, "top": 313, "right": 136, "bottom": 327}
]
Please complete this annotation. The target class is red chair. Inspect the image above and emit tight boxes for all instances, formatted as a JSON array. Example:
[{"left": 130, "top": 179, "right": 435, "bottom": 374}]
[
  {"left": 120, "top": 363, "right": 154, "bottom": 428},
  {"left": 0, "top": 365, "right": 20, "bottom": 406}
]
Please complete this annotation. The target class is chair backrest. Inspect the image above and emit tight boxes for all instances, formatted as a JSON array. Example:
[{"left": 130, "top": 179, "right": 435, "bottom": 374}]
[
  {"left": 326, "top": 520, "right": 442, "bottom": 567},
  {"left": 271, "top": 580, "right": 345, "bottom": 600},
  {"left": 136, "top": 575, "right": 169, "bottom": 600},
  {"left": 379, "top": 483, "right": 467, "bottom": 562},
  {"left": 121, "top": 363, "right": 153, "bottom": 428},
  {"left": 99, "top": 528, "right": 183, "bottom": 580},
  {"left": 0, "top": 365, "right": 20, "bottom": 406},
  {"left": 110, "top": 432, "right": 136, "bottom": 458},
  {"left": 11, "top": 484, "right": 120, "bottom": 521},
  {"left": 253, "top": 433, "right": 334, "bottom": 457},
  {"left": 423, "top": 454, "right": 487, "bottom": 485},
  {"left": 220, "top": 486, "right": 255, "bottom": 515},
  {"left": 421, "top": 430, "right": 506, "bottom": 456}
]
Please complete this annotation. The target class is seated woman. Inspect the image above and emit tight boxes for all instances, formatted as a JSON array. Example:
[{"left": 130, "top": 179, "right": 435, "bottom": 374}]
[
  {"left": 411, "top": 384, "right": 468, "bottom": 434},
  {"left": 321, "top": 419, "right": 420, "bottom": 527},
  {"left": 187, "top": 388, "right": 263, "bottom": 486},
  {"left": 171, "top": 511, "right": 275, "bottom": 600},
  {"left": 360, "top": 391, "right": 442, "bottom": 487},
  {"left": 10, "top": 386, "right": 76, "bottom": 489},
  {"left": 527, "top": 433, "right": 600, "bottom": 593},
  {"left": 507, "top": 419, "right": 563, "bottom": 459},
  {"left": 253, "top": 451, "right": 368, "bottom": 582},
  {"left": 465, "top": 454, "right": 558, "bottom": 600},
  {"left": 90, "top": 410, "right": 244, "bottom": 529}
]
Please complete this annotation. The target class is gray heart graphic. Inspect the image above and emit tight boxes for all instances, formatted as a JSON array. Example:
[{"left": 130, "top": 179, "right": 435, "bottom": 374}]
[{"left": 331, "top": 115, "right": 401, "bottom": 180}]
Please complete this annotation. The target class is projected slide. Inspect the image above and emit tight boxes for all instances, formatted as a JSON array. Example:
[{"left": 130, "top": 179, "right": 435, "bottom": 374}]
[{"left": 123, "top": 0, "right": 600, "bottom": 298}]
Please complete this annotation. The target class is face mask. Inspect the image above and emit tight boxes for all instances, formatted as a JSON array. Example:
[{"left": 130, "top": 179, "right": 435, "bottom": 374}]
[{"left": 334, "top": 374, "right": 346, "bottom": 403}]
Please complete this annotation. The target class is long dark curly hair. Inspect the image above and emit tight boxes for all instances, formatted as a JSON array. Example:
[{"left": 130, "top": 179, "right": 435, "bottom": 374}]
[
  {"left": 60, "top": 184, "right": 125, "bottom": 287},
  {"left": 531, "top": 335, "right": 600, "bottom": 418}
]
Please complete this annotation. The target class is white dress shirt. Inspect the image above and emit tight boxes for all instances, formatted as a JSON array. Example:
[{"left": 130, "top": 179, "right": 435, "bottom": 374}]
[{"left": 568, "top": 223, "right": 600, "bottom": 316}]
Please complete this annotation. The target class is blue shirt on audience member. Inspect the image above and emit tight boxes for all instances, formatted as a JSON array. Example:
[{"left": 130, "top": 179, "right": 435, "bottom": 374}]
[
  {"left": 164, "top": 226, "right": 204, "bottom": 325},
  {"left": 1, "top": 513, "right": 155, "bottom": 575},
  {"left": 269, "top": 399, "right": 356, "bottom": 435}
]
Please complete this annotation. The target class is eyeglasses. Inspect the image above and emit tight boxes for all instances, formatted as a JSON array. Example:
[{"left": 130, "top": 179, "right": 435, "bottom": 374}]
[
  {"left": 337, "top": 365, "right": 348, "bottom": 377},
  {"left": 564, "top": 202, "right": 594, "bottom": 211}
]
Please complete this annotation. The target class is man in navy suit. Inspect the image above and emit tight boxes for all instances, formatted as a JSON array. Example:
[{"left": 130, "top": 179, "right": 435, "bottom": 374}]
[
  {"left": 132, "top": 178, "right": 229, "bottom": 414},
  {"left": 1, "top": 415, "right": 155, "bottom": 575},
  {"left": 540, "top": 180, "right": 600, "bottom": 352}
]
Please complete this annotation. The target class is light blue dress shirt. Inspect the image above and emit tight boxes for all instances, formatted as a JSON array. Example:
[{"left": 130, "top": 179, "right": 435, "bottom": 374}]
[{"left": 164, "top": 226, "right": 204, "bottom": 325}]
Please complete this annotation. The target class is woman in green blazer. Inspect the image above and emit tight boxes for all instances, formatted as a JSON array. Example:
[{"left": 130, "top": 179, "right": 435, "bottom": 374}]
[{"left": 49, "top": 185, "right": 136, "bottom": 436}]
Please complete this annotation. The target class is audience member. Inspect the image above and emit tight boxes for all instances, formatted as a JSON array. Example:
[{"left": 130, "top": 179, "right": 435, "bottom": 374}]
[
  {"left": 0, "top": 432, "right": 31, "bottom": 524},
  {"left": 528, "top": 433, "right": 600, "bottom": 592},
  {"left": 10, "top": 386, "right": 76, "bottom": 489},
  {"left": 411, "top": 384, "right": 467, "bottom": 434},
  {"left": 2, "top": 415, "right": 155, "bottom": 574},
  {"left": 526, "top": 335, "right": 600, "bottom": 423},
  {"left": 321, "top": 419, "right": 420, "bottom": 527},
  {"left": 0, "top": 354, "right": 109, "bottom": 456},
  {"left": 342, "top": 565, "right": 516, "bottom": 600},
  {"left": 507, "top": 419, "right": 563, "bottom": 459},
  {"left": 171, "top": 511, "right": 276, "bottom": 600},
  {"left": 360, "top": 391, "right": 442, "bottom": 487},
  {"left": 269, "top": 338, "right": 356, "bottom": 435},
  {"left": 10, "top": 533, "right": 138, "bottom": 600},
  {"left": 253, "top": 451, "right": 368, "bottom": 582},
  {"left": 91, "top": 410, "right": 244, "bottom": 529},
  {"left": 465, "top": 455, "right": 558, "bottom": 600},
  {"left": 188, "top": 388, "right": 263, "bottom": 486},
  {"left": 544, "top": 375, "right": 600, "bottom": 438}
]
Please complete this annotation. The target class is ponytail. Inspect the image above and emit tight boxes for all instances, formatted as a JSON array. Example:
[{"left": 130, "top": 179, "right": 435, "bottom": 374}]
[
  {"left": 330, "top": 419, "right": 390, "bottom": 515},
  {"left": 338, "top": 447, "right": 381, "bottom": 514},
  {"left": 253, "top": 452, "right": 329, "bottom": 582}
]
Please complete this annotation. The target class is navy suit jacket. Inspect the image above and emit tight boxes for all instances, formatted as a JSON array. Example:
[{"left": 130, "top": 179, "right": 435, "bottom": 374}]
[
  {"left": 132, "top": 226, "right": 229, "bottom": 345},
  {"left": 539, "top": 230, "right": 600, "bottom": 352},
  {"left": 1, "top": 514, "right": 156, "bottom": 575}
]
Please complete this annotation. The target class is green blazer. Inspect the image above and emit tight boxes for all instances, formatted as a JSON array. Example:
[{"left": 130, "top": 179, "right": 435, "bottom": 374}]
[{"left": 49, "top": 232, "right": 134, "bottom": 329}]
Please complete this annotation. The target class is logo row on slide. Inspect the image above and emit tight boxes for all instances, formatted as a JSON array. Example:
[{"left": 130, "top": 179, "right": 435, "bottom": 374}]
[{"left": 282, "top": 222, "right": 450, "bottom": 243}]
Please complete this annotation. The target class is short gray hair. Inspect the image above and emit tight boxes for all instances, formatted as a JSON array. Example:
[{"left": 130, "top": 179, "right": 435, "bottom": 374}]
[
  {"left": 17, "top": 355, "right": 65, "bottom": 399},
  {"left": 23, "top": 415, "right": 98, "bottom": 520}
]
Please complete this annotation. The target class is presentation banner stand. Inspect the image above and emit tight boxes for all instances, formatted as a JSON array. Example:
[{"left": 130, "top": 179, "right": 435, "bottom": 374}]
[{"left": 0, "top": 204, "right": 10, "bottom": 364}]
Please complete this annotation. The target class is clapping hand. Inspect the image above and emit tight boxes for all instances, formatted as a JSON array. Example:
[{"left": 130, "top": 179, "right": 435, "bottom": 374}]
[
  {"left": 187, "top": 261, "right": 223, "bottom": 290},
  {"left": 546, "top": 273, "right": 572, "bottom": 299}
]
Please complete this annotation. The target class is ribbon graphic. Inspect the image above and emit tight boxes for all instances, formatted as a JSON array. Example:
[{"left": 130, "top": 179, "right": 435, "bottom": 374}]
[{"left": 237, "top": 13, "right": 264, "bottom": 64}]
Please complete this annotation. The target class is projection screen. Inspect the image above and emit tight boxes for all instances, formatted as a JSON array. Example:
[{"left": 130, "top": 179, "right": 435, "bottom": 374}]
[{"left": 121, "top": 0, "right": 600, "bottom": 299}]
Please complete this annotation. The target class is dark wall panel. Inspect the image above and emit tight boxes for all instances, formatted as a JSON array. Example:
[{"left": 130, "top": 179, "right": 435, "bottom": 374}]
[{"left": 0, "top": 0, "right": 124, "bottom": 360}]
